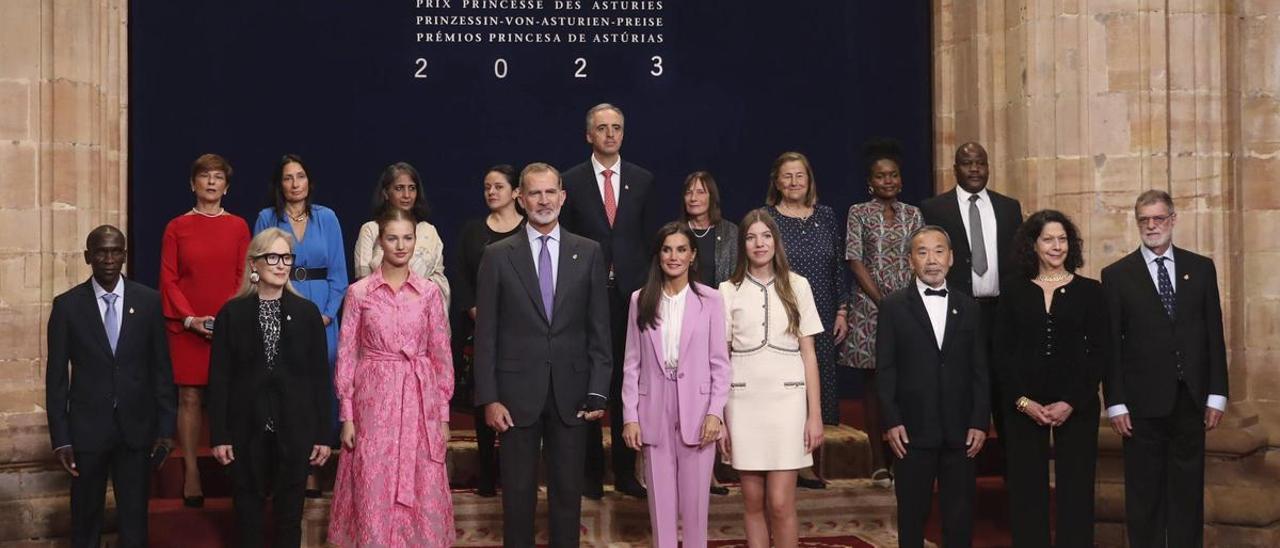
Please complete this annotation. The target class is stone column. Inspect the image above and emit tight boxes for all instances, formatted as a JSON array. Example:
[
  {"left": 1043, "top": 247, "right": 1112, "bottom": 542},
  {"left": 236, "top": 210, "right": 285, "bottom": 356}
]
[
  {"left": 933, "top": 0, "right": 1280, "bottom": 544},
  {"left": 0, "top": 0, "right": 128, "bottom": 541}
]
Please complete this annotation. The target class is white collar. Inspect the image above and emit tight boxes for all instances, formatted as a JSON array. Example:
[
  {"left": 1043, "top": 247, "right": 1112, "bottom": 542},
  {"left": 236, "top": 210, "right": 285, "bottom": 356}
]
[
  {"left": 590, "top": 154, "right": 621, "bottom": 175},
  {"left": 662, "top": 283, "right": 690, "bottom": 302},
  {"left": 526, "top": 222, "right": 561, "bottom": 243},
  {"left": 92, "top": 276, "right": 125, "bottom": 300},
  {"left": 1140, "top": 245, "right": 1175, "bottom": 265},
  {"left": 955, "top": 185, "right": 990, "bottom": 203},
  {"left": 915, "top": 277, "right": 948, "bottom": 296}
]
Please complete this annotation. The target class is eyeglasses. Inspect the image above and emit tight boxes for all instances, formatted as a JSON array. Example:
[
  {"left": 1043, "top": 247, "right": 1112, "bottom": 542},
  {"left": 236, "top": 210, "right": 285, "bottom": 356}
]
[
  {"left": 254, "top": 253, "right": 295, "bottom": 266},
  {"left": 1136, "top": 213, "right": 1175, "bottom": 227}
]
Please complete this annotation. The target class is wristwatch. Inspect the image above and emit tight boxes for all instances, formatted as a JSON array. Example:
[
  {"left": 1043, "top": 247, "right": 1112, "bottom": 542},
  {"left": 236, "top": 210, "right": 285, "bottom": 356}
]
[{"left": 1016, "top": 396, "right": 1031, "bottom": 412}]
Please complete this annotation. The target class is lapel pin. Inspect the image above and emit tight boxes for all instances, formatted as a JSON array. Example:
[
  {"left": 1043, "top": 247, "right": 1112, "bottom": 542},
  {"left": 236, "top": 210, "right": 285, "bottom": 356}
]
[
  {"left": 624, "top": 184, "right": 630, "bottom": 190},
  {"left": 1060, "top": 288, "right": 1066, "bottom": 294},
  {"left": 716, "top": 236, "right": 722, "bottom": 241},
  {"left": 572, "top": 253, "right": 579, "bottom": 260},
  {"left": 128, "top": 307, "right": 135, "bottom": 314},
  {"left": 1183, "top": 274, "right": 1190, "bottom": 280},
  {"left": 286, "top": 315, "right": 292, "bottom": 321},
  {"left": 952, "top": 309, "right": 958, "bottom": 315}
]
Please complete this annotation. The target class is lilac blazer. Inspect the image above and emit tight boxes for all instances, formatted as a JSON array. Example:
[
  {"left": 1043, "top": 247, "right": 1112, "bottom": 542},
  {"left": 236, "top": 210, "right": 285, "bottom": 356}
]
[{"left": 621, "top": 283, "right": 732, "bottom": 447}]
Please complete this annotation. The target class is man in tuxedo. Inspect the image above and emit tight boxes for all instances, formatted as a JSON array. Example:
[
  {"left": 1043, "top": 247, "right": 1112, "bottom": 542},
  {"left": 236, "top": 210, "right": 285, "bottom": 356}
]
[
  {"left": 474, "top": 162, "right": 613, "bottom": 547},
  {"left": 560, "top": 102, "right": 656, "bottom": 499},
  {"left": 877, "top": 225, "right": 990, "bottom": 548},
  {"left": 1102, "top": 190, "right": 1228, "bottom": 548},
  {"left": 921, "top": 142, "right": 1022, "bottom": 438},
  {"left": 45, "top": 225, "right": 177, "bottom": 548}
]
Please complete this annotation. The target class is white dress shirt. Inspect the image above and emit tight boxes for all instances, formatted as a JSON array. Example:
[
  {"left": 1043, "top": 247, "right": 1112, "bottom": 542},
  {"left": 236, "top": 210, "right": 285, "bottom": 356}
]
[
  {"left": 660, "top": 284, "right": 689, "bottom": 378},
  {"left": 955, "top": 186, "right": 1000, "bottom": 297},
  {"left": 916, "top": 278, "right": 948, "bottom": 349},
  {"left": 92, "top": 276, "right": 125, "bottom": 324},
  {"left": 591, "top": 154, "right": 622, "bottom": 206},
  {"left": 1105, "top": 245, "right": 1225, "bottom": 418},
  {"left": 526, "top": 223, "right": 561, "bottom": 288}
]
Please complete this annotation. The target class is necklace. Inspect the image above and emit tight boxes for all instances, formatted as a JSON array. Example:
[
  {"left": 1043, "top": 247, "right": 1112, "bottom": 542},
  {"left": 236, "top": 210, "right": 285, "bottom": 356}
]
[
  {"left": 288, "top": 209, "right": 308, "bottom": 222},
  {"left": 191, "top": 207, "right": 224, "bottom": 218},
  {"left": 688, "top": 222, "right": 713, "bottom": 238},
  {"left": 1035, "top": 271, "right": 1072, "bottom": 283}
]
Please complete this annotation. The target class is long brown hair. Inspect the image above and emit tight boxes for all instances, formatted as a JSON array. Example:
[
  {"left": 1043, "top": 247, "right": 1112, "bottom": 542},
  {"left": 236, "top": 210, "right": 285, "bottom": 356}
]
[
  {"left": 635, "top": 222, "right": 702, "bottom": 331},
  {"left": 679, "top": 171, "right": 723, "bottom": 225},
  {"left": 729, "top": 209, "right": 802, "bottom": 336}
]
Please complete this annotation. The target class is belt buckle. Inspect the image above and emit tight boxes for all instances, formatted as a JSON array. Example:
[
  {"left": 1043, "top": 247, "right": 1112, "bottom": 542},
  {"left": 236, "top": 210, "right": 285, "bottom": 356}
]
[{"left": 293, "top": 266, "right": 308, "bottom": 282}]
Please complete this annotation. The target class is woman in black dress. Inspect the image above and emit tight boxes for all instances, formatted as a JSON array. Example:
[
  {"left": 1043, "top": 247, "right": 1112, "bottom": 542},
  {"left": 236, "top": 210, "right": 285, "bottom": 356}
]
[
  {"left": 680, "top": 171, "right": 738, "bottom": 288},
  {"left": 451, "top": 164, "right": 524, "bottom": 497},
  {"left": 994, "top": 209, "right": 1108, "bottom": 548}
]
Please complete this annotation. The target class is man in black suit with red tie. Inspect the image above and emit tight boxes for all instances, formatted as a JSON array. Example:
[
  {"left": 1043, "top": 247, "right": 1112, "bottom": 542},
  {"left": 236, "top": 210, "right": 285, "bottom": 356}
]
[
  {"left": 877, "top": 225, "right": 990, "bottom": 548},
  {"left": 45, "top": 225, "right": 177, "bottom": 548},
  {"left": 921, "top": 142, "right": 1022, "bottom": 439},
  {"left": 560, "top": 102, "right": 656, "bottom": 499},
  {"left": 1102, "top": 190, "right": 1228, "bottom": 548}
]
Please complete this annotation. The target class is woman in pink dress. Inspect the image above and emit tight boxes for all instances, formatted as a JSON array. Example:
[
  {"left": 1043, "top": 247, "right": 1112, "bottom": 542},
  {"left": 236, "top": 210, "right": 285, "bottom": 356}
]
[{"left": 327, "top": 207, "right": 454, "bottom": 547}]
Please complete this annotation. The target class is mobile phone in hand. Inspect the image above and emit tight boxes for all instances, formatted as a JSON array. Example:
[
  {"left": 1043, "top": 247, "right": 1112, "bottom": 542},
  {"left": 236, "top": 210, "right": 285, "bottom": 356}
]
[
  {"left": 150, "top": 445, "right": 171, "bottom": 471},
  {"left": 202, "top": 319, "right": 215, "bottom": 332}
]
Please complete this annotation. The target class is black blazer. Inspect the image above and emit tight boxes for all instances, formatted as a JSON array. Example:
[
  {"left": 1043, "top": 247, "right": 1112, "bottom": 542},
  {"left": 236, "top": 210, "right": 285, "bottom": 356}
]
[
  {"left": 1101, "top": 247, "right": 1229, "bottom": 418},
  {"left": 472, "top": 228, "right": 612, "bottom": 427},
  {"left": 207, "top": 292, "right": 333, "bottom": 454},
  {"left": 992, "top": 276, "right": 1108, "bottom": 413},
  {"left": 877, "top": 284, "right": 991, "bottom": 448},
  {"left": 920, "top": 188, "right": 1024, "bottom": 297},
  {"left": 45, "top": 279, "right": 177, "bottom": 452},
  {"left": 560, "top": 160, "right": 656, "bottom": 295}
]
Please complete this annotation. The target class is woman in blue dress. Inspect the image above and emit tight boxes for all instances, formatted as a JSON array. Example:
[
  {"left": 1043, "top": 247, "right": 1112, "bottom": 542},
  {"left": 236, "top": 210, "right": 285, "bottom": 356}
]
[{"left": 252, "top": 153, "right": 349, "bottom": 496}]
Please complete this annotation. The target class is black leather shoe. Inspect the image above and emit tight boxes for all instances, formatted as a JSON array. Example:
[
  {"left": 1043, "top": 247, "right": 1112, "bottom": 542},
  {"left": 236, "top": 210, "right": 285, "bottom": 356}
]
[
  {"left": 304, "top": 489, "right": 323, "bottom": 499},
  {"left": 583, "top": 484, "right": 604, "bottom": 500},
  {"left": 796, "top": 476, "right": 827, "bottom": 490},
  {"left": 710, "top": 484, "right": 730, "bottom": 496},
  {"left": 183, "top": 496, "right": 204, "bottom": 508},
  {"left": 476, "top": 481, "right": 497, "bottom": 497},
  {"left": 616, "top": 480, "right": 648, "bottom": 499}
]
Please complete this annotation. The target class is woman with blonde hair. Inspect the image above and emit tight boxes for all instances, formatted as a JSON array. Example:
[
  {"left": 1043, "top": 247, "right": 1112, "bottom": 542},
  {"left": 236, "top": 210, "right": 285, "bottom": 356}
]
[
  {"left": 719, "top": 209, "right": 826, "bottom": 547},
  {"left": 207, "top": 228, "right": 334, "bottom": 548}
]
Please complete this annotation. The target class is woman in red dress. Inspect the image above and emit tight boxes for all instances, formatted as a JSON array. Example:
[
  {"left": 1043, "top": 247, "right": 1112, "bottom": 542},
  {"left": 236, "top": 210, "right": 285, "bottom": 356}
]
[{"left": 159, "top": 153, "right": 251, "bottom": 506}]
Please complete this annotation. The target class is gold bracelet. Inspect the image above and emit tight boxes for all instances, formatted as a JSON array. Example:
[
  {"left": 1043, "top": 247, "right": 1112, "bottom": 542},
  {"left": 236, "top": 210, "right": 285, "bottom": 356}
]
[{"left": 1016, "top": 397, "right": 1030, "bottom": 411}]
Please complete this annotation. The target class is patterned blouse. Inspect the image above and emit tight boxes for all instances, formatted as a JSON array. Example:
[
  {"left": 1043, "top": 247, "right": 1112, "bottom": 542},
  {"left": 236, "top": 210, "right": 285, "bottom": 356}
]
[
  {"left": 258, "top": 297, "right": 282, "bottom": 430},
  {"left": 841, "top": 199, "right": 923, "bottom": 369}
]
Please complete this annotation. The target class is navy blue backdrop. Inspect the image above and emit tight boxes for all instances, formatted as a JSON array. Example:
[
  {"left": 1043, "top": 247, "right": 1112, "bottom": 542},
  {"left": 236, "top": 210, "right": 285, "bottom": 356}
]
[{"left": 128, "top": 0, "right": 933, "bottom": 289}]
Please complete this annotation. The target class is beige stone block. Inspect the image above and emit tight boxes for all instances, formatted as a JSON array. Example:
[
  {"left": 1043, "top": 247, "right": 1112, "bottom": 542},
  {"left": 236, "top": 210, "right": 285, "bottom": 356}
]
[
  {"left": 50, "top": 0, "right": 97, "bottom": 84},
  {"left": 0, "top": 304, "right": 42, "bottom": 362},
  {"left": 1103, "top": 13, "right": 1143, "bottom": 90},
  {"left": 49, "top": 146, "right": 99, "bottom": 208},
  {"left": 1243, "top": 211, "right": 1280, "bottom": 252},
  {"left": 1241, "top": 17, "right": 1280, "bottom": 94},
  {"left": 0, "top": 211, "right": 40, "bottom": 254},
  {"left": 49, "top": 80, "right": 99, "bottom": 145},
  {"left": 1094, "top": 154, "right": 1142, "bottom": 193},
  {"left": 1243, "top": 293, "right": 1280, "bottom": 349},
  {"left": 1243, "top": 0, "right": 1280, "bottom": 16},
  {"left": 1245, "top": 351, "right": 1280, "bottom": 402},
  {"left": 50, "top": 209, "right": 81, "bottom": 256},
  {"left": 1242, "top": 96, "right": 1280, "bottom": 145},
  {"left": 0, "top": 81, "right": 32, "bottom": 141},
  {"left": 1089, "top": 93, "right": 1133, "bottom": 154},
  {"left": 0, "top": 0, "right": 42, "bottom": 80},
  {"left": 0, "top": 142, "right": 37, "bottom": 209},
  {"left": 1242, "top": 158, "right": 1280, "bottom": 209},
  {"left": 1166, "top": 15, "right": 1198, "bottom": 91}
]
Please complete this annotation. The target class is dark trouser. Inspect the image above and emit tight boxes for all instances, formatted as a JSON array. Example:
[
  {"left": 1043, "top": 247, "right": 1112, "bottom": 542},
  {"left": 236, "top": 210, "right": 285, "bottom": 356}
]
[
  {"left": 1124, "top": 382, "right": 1206, "bottom": 548},
  {"left": 70, "top": 421, "right": 150, "bottom": 548},
  {"left": 861, "top": 370, "right": 892, "bottom": 472},
  {"left": 894, "top": 445, "right": 976, "bottom": 548},
  {"left": 1006, "top": 397, "right": 1099, "bottom": 548},
  {"left": 585, "top": 284, "right": 637, "bottom": 490},
  {"left": 815, "top": 330, "right": 840, "bottom": 425},
  {"left": 475, "top": 406, "right": 499, "bottom": 491},
  {"left": 973, "top": 297, "right": 1002, "bottom": 440},
  {"left": 230, "top": 432, "right": 308, "bottom": 548},
  {"left": 500, "top": 383, "right": 587, "bottom": 547}
]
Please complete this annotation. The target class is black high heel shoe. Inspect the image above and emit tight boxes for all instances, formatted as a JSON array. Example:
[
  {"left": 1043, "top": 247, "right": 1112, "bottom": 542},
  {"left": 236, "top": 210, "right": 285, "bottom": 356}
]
[{"left": 183, "top": 495, "right": 205, "bottom": 508}]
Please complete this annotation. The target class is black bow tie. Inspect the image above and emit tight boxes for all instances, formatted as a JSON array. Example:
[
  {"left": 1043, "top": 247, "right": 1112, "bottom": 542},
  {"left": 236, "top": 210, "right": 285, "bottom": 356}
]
[{"left": 924, "top": 288, "right": 948, "bottom": 297}]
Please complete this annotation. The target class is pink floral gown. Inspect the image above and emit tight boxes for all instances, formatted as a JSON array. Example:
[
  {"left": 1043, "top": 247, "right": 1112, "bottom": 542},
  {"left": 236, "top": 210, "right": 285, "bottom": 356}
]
[{"left": 327, "top": 268, "right": 454, "bottom": 547}]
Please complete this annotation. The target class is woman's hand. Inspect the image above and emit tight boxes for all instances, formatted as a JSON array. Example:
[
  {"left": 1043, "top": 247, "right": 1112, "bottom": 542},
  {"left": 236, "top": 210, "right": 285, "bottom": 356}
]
[
  {"left": 622, "top": 422, "right": 643, "bottom": 451},
  {"left": 340, "top": 421, "right": 356, "bottom": 450},
  {"left": 833, "top": 313, "right": 849, "bottom": 344},
  {"left": 1043, "top": 402, "right": 1074, "bottom": 427},
  {"left": 189, "top": 315, "right": 215, "bottom": 339},
  {"left": 1022, "top": 399, "right": 1053, "bottom": 426},
  {"left": 322, "top": 315, "right": 332, "bottom": 327},
  {"left": 717, "top": 429, "right": 732, "bottom": 462},
  {"left": 211, "top": 444, "right": 235, "bottom": 465},
  {"left": 803, "top": 414, "right": 825, "bottom": 453},
  {"left": 309, "top": 445, "right": 331, "bottom": 466},
  {"left": 699, "top": 415, "right": 723, "bottom": 447}
]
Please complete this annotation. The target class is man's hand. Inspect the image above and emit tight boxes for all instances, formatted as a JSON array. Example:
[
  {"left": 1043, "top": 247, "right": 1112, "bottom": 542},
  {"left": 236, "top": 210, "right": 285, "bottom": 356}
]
[
  {"left": 699, "top": 415, "right": 723, "bottom": 447},
  {"left": 485, "top": 402, "right": 515, "bottom": 433},
  {"left": 212, "top": 444, "right": 235, "bottom": 465},
  {"left": 1043, "top": 401, "right": 1074, "bottom": 427},
  {"left": 309, "top": 445, "right": 331, "bottom": 466},
  {"left": 622, "top": 422, "right": 643, "bottom": 451},
  {"left": 1204, "top": 407, "right": 1224, "bottom": 431},
  {"left": 54, "top": 446, "right": 78, "bottom": 477},
  {"left": 965, "top": 428, "right": 987, "bottom": 458},
  {"left": 886, "top": 425, "right": 909, "bottom": 459},
  {"left": 1109, "top": 413, "right": 1133, "bottom": 438},
  {"left": 577, "top": 394, "right": 607, "bottom": 421},
  {"left": 1021, "top": 399, "right": 1053, "bottom": 426}
]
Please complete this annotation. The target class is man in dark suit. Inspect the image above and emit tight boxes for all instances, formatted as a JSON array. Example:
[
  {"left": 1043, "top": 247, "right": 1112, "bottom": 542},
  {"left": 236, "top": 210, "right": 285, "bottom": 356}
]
[
  {"left": 45, "top": 225, "right": 177, "bottom": 548},
  {"left": 877, "top": 225, "right": 990, "bottom": 548},
  {"left": 474, "top": 162, "right": 613, "bottom": 547},
  {"left": 921, "top": 142, "right": 1022, "bottom": 438},
  {"left": 1102, "top": 190, "right": 1228, "bottom": 548},
  {"left": 560, "top": 102, "right": 656, "bottom": 499}
]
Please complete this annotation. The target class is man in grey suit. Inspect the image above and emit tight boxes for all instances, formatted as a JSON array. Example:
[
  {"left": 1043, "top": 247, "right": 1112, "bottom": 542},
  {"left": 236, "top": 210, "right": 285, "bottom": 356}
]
[{"left": 473, "top": 162, "right": 613, "bottom": 547}]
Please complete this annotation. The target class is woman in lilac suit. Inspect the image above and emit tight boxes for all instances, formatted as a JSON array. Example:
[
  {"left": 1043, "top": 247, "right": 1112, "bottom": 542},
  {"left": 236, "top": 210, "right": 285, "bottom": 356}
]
[{"left": 621, "top": 222, "right": 732, "bottom": 548}]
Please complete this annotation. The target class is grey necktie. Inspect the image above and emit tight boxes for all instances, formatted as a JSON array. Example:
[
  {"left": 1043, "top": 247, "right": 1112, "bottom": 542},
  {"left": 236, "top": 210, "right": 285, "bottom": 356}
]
[
  {"left": 102, "top": 293, "right": 119, "bottom": 354},
  {"left": 968, "top": 194, "right": 988, "bottom": 276}
]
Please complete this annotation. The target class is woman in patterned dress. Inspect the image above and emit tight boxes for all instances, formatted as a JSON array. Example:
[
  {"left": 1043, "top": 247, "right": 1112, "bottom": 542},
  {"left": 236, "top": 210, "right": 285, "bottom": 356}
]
[
  {"left": 159, "top": 153, "right": 250, "bottom": 507},
  {"left": 328, "top": 207, "right": 455, "bottom": 547},
  {"left": 841, "top": 139, "right": 923, "bottom": 485},
  {"left": 764, "top": 151, "right": 848, "bottom": 488}
]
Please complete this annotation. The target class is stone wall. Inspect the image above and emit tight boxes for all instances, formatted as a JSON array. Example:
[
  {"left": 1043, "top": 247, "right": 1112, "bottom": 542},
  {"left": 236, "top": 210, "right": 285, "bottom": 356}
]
[
  {"left": 0, "top": 0, "right": 129, "bottom": 540},
  {"left": 933, "top": 0, "right": 1280, "bottom": 542}
]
